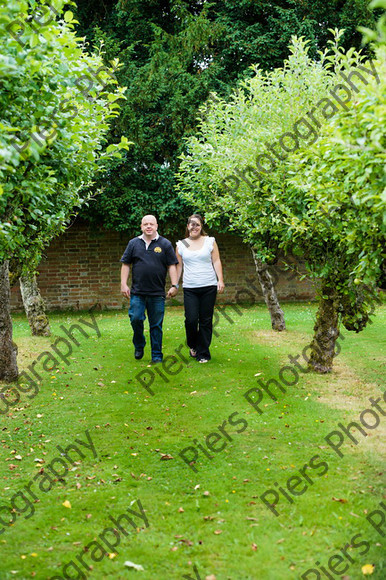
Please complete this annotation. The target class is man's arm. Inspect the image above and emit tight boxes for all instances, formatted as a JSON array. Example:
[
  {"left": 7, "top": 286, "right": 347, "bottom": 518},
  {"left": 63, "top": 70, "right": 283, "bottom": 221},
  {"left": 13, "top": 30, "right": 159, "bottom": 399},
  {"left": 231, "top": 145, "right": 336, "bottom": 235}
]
[
  {"left": 166, "top": 264, "right": 178, "bottom": 298},
  {"left": 121, "top": 263, "right": 131, "bottom": 298}
]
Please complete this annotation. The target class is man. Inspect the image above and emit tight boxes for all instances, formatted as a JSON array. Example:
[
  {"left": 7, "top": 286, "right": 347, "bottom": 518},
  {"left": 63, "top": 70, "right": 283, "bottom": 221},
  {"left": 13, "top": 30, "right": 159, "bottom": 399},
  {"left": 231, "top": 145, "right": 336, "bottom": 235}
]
[{"left": 120, "top": 215, "right": 179, "bottom": 363}]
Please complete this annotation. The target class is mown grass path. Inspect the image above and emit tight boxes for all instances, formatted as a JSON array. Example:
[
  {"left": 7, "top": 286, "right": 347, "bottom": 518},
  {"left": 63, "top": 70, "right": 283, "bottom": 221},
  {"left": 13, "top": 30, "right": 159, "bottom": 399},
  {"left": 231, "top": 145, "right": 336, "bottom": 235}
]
[{"left": 1, "top": 302, "right": 385, "bottom": 579}]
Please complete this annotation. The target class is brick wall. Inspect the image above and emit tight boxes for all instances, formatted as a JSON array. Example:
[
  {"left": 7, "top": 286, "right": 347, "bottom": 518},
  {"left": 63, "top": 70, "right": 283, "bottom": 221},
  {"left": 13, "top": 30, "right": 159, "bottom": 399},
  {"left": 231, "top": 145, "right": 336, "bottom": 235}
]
[{"left": 10, "top": 221, "right": 316, "bottom": 311}]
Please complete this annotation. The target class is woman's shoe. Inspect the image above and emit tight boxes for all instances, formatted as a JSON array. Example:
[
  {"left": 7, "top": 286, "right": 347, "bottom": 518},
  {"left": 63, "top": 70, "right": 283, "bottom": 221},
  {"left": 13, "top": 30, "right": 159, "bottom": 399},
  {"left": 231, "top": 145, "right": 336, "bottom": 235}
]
[{"left": 197, "top": 358, "right": 209, "bottom": 363}]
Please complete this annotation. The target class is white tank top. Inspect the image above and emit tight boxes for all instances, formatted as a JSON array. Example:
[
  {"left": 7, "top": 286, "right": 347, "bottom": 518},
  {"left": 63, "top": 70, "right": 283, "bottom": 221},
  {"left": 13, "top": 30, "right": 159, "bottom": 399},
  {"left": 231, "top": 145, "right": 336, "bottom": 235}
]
[{"left": 177, "top": 236, "right": 218, "bottom": 288}]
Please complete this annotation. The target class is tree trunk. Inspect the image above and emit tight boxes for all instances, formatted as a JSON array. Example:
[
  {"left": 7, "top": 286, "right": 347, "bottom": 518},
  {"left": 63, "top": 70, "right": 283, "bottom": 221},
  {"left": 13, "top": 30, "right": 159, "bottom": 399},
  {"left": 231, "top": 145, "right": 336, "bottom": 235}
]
[
  {"left": 0, "top": 261, "right": 18, "bottom": 381},
  {"left": 8, "top": 257, "right": 22, "bottom": 288},
  {"left": 308, "top": 280, "right": 339, "bottom": 373},
  {"left": 19, "top": 271, "right": 51, "bottom": 336},
  {"left": 251, "top": 248, "right": 286, "bottom": 331}
]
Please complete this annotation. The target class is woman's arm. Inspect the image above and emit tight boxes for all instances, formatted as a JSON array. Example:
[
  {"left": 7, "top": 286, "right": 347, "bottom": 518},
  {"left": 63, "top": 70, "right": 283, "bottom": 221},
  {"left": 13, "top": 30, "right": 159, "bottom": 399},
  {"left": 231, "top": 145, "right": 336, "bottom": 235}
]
[
  {"left": 211, "top": 241, "right": 225, "bottom": 294},
  {"left": 176, "top": 245, "right": 183, "bottom": 283}
]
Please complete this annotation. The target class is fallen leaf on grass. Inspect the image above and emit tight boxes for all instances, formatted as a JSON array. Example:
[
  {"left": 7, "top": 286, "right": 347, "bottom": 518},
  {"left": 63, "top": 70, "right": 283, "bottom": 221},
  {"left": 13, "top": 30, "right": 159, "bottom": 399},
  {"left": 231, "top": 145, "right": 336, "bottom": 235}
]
[
  {"left": 206, "top": 575, "right": 216, "bottom": 580},
  {"left": 62, "top": 500, "right": 71, "bottom": 509},
  {"left": 160, "top": 454, "right": 173, "bottom": 460},
  {"left": 361, "top": 564, "right": 374, "bottom": 575},
  {"left": 214, "top": 530, "right": 222, "bottom": 535},
  {"left": 124, "top": 560, "right": 144, "bottom": 571},
  {"left": 251, "top": 543, "right": 257, "bottom": 551},
  {"left": 332, "top": 497, "right": 348, "bottom": 503},
  {"left": 277, "top": 538, "right": 285, "bottom": 544},
  {"left": 178, "top": 538, "right": 193, "bottom": 546}
]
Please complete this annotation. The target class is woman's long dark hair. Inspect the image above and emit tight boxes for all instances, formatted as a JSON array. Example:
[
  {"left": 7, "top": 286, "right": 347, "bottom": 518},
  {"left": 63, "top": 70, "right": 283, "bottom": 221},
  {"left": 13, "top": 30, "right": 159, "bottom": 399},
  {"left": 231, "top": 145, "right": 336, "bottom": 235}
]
[{"left": 185, "top": 214, "right": 207, "bottom": 238}]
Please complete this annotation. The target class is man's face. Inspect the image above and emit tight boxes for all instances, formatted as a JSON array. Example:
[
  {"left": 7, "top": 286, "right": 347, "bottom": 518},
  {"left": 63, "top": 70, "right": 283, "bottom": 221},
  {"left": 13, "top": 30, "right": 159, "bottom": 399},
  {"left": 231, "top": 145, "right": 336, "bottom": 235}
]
[{"left": 141, "top": 215, "right": 158, "bottom": 237}]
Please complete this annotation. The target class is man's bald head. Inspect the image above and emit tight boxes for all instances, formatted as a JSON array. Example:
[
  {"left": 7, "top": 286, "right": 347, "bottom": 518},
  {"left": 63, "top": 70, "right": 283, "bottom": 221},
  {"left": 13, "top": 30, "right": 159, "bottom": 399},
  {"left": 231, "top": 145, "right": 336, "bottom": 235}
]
[
  {"left": 141, "top": 215, "right": 157, "bottom": 226},
  {"left": 141, "top": 215, "right": 158, "bottom": 239}
]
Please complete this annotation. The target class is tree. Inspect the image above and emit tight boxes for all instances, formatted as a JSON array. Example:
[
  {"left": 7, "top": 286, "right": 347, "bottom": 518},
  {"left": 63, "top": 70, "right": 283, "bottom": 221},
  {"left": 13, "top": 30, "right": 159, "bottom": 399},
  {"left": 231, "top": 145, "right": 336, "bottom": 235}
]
[
  {"left": 177, "top": 36, "right": 342, "bottom": 332},
  {"left": 177, "top": 33, "right": 383, "bottom": 370},
  {"left": 75, "top": 0, "right": 222, "bottom": 236},
  {"left": 0, "top": 0, "right": 129, "bottom": 380},
  {"left": 284, "top": 16, "right": 386, "bottom": 371},
  {"left": 73, "top": 0, "right": 377, "bottom": 236}
]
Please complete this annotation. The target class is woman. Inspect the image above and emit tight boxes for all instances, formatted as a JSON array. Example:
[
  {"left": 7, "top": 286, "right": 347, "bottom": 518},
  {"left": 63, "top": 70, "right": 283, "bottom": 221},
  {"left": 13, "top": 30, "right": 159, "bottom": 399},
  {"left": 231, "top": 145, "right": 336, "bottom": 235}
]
[{"left": 176, "top": 214, "right": 224, "bottom": 363}]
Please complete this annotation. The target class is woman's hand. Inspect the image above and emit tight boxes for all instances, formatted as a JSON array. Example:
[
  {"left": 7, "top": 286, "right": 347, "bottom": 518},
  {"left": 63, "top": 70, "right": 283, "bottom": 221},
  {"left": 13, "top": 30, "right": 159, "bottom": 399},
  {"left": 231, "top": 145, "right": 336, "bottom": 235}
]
[{"left": 217, "top": 281, "right": 225, "bottom": 294}]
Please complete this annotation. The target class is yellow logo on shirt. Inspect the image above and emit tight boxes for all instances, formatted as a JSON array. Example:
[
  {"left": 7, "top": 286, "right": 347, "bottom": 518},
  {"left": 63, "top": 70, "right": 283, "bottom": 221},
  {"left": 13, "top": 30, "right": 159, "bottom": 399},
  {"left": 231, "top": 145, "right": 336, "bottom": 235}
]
[{"left": 154, "top": 246, "right": 162, "bottom": 253}]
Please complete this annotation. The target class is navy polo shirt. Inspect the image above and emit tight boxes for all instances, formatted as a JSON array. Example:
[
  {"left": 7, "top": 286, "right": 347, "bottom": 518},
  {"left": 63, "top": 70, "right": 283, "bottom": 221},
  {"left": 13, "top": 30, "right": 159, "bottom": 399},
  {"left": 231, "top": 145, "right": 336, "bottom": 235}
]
[{"left": 121, "top": 235, "right": 178, "bottom": 297}]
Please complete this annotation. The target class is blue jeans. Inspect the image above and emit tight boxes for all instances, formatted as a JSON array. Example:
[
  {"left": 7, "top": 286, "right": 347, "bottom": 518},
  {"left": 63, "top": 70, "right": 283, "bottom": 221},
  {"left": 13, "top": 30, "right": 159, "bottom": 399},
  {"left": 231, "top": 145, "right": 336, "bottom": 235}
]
[{"left": 128, "top": 295, "right": 165, "bottom": 361}]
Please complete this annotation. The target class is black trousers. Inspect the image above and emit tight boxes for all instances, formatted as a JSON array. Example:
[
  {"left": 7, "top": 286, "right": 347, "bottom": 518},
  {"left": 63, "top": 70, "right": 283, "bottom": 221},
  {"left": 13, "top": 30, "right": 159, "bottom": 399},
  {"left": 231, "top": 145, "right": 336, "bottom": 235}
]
[{"left": 183, "top": 286, "right": 217, "bottom": 360}]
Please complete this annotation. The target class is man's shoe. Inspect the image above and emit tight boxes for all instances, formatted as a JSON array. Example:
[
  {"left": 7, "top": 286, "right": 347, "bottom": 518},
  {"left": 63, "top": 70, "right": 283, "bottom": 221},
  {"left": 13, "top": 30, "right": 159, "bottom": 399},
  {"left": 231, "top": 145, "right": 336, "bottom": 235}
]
[{"left": 134, "top": 349, "right": 144, "bottom": 360}]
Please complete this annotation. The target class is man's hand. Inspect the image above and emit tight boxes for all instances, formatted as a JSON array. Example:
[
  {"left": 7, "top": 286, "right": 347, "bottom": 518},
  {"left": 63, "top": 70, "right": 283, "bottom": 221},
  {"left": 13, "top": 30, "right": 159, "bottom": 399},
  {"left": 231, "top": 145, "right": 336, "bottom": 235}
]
[
  {"left": 217, "top": 281, "right": 225, "bottom": 294},
  {"left": 121, "top": 283, "right": 130, "bottom": 299},
  {"left": 120, "top": 264, "right": 131, "bottom": 299},
  {"left": 167, "top": 286, "right": 178, "bottom": 298}
]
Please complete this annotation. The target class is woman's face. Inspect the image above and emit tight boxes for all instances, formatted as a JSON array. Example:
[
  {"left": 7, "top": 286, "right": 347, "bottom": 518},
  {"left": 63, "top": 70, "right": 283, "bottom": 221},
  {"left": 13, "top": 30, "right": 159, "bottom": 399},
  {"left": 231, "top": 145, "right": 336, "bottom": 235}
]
[{"left": 187, "top": 218, "right": 202, "bottom": 238}]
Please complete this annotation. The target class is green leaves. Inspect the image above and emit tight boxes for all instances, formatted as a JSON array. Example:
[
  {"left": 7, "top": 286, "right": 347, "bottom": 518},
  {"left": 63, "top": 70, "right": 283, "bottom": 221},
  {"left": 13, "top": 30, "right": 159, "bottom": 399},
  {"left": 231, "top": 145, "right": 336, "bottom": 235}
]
[
  {"left": 0, "top": 0, "right": 129, "bottom": 267},
  {"left": 287, "top": 47, "right": 386, "bottom": 326},
  {"left": 64, "top": 11, "right": 74, "bottom": 23},
  {"left": 177, "top": 32, "right": 385, "bottom": 331}
]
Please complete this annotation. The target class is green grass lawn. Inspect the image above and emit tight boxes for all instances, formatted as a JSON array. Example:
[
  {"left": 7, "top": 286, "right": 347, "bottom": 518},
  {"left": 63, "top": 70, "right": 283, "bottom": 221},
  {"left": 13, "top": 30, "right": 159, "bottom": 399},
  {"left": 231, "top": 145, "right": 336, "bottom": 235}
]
[{"left": 1, "top": 301, "right": 385, "bottom": 580}]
